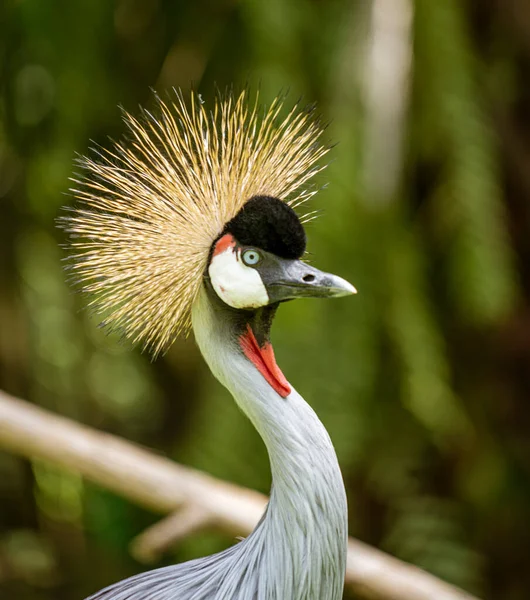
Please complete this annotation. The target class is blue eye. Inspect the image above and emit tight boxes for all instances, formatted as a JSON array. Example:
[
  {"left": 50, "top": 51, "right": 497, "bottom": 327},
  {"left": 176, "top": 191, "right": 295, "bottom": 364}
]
[{"left": 242, "top": 249, "right": 261, "bottom": 266}]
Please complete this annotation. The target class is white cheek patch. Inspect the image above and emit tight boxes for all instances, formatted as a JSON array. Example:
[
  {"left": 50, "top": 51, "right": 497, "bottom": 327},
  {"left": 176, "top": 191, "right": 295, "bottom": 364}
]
[{"left": 209, "top": 248, "right": 269, "bottom": 309}]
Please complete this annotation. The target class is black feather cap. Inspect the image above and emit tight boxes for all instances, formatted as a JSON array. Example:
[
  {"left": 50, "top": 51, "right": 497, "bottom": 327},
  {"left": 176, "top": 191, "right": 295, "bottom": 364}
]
[{"left": 222, "top": 195, "right": 306, "bottom": 259}]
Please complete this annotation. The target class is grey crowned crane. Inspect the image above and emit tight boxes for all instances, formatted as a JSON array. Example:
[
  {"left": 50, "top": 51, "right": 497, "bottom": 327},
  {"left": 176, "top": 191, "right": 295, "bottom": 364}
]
[{"left": 62, "top": 91, "right": 356, "bottom": 600}]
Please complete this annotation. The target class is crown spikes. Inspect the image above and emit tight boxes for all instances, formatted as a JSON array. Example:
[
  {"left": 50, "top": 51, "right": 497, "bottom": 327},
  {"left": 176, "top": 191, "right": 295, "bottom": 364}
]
[{"left": 60, "top": 89, "right": 329, "bottom": 355}]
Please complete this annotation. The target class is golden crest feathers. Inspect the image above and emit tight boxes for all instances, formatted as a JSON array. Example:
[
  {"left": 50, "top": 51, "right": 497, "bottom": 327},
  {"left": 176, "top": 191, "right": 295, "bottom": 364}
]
[{"left": 61, "top": 89, "right": 329, "bottom": 355}]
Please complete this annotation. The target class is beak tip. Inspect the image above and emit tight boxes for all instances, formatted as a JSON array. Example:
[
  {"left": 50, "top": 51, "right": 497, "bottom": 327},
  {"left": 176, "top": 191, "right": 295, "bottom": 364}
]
[
  {"left": 346, "top": 281, "right": 357, "bottom": 295},
  {"left": 331, "top": 276, "right": 357, "bottom": 297}
]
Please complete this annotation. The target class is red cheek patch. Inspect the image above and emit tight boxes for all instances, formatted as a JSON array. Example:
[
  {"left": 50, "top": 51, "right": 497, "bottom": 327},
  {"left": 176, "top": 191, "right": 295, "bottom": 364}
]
[
  {"left": 213, "top": 233, "right": 236, "bottom": 257},
  {"left": 239, "top": 324, "right": 291, "bottom": 398}
]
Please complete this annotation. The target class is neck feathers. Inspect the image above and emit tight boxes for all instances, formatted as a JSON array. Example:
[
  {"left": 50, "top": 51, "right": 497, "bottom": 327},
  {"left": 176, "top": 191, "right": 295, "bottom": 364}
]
[{"left": 191, "top": 286, "right": 348, "bottom": 600}]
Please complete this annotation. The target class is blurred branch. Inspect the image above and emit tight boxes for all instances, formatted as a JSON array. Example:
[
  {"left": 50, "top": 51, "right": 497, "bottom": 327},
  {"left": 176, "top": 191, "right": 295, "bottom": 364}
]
[
  {"left": 131, "top": 505, "right": 213, "bottom": 564},
  {"left": 0, "top": 390, "right": 479, "bottom": 600}
]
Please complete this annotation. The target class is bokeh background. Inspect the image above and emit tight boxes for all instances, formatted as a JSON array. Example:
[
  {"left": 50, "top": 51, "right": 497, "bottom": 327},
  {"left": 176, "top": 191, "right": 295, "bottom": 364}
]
[{"left": 0, "top": 0, "right": 529, "bottom": 598}]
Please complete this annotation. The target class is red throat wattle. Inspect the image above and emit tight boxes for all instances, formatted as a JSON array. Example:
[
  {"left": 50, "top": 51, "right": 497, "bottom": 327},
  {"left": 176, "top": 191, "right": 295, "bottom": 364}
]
[{"left": 239, "top": 324, "right": 291, "bottom": 398}]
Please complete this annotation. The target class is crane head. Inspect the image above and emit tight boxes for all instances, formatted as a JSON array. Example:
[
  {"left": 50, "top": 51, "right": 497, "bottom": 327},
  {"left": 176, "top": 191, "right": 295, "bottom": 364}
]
[
  {"left": 208, "top": 195, "right": 355, "bottom": 310},
  {"left": 60, "top": 90, "right": 355, "bottom": 356}
]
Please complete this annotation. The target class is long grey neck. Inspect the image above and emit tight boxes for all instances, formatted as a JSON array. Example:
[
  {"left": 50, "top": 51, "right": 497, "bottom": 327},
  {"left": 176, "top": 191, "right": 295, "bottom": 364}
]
[{"left": 191, "top": 286, "right": 348, "bottom": 600}]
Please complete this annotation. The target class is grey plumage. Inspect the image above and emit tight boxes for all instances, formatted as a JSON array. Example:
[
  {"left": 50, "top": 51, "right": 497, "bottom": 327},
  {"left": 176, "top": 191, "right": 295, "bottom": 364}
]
[{"left": 88, "top": 288, "right": 348, "bottom": 600}]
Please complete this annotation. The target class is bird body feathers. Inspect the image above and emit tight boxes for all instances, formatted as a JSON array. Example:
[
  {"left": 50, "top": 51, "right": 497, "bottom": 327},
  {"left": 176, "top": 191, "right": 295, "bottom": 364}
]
[{"left": 88, "top": 288, "right": 347, "bottom": 600}]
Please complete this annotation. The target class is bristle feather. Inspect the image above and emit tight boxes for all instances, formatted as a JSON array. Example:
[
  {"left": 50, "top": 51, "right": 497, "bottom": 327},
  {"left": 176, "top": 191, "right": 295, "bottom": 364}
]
[{"left": 61, "top": 90, "right": 329, "bottom": 355}]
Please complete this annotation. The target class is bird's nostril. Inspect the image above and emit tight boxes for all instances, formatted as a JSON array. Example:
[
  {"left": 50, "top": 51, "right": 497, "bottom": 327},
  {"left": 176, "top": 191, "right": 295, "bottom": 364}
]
[{"left": 303, "top": 274, "right": 315, "bottom": 283}]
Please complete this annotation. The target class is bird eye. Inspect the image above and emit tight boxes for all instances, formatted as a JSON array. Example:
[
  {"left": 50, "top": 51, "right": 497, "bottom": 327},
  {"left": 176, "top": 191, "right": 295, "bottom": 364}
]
[{"left": 242, "top": 249, "right": 261, "bottom": 266}]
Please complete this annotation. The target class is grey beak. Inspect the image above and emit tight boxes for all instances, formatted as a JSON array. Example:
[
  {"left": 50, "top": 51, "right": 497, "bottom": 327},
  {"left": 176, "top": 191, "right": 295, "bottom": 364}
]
[{"left": 263, "top": 259, "right": 357, "bottom": 303}]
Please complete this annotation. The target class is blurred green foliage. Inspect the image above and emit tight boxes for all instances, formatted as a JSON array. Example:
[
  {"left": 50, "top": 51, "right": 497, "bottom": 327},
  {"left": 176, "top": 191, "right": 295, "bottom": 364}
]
[{"left": 0, "top": 1, "right": 529, "bottom": 599}]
